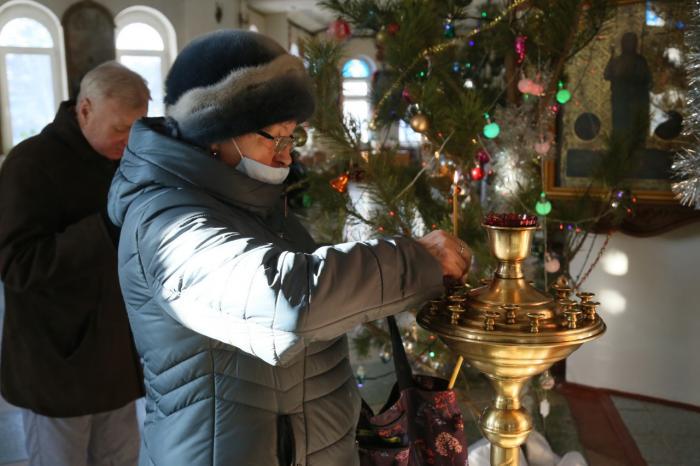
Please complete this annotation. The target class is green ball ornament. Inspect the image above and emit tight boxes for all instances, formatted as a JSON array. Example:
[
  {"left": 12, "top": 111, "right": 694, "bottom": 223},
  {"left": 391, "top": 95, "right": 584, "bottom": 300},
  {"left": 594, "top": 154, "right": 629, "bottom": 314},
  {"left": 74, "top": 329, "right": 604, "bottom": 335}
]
[
  {"left": 302, "top": 193, "right": 312, "bottom": 208},
  {"left": 292, "top": 125, "right": 308, "bottom": 147},
  {"left": 556, "top": 89, "right": 571, "bottom": 104},
  {"left": 483, "top": 122, "right": 500, "bottom": 139},
  {"left": 535, "top": 192, "right": 552, "bottom": 216}
]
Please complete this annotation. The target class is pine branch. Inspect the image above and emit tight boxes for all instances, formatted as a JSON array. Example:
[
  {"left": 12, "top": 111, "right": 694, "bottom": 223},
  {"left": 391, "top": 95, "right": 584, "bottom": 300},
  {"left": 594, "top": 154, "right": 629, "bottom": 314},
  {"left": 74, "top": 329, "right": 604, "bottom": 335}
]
[{"left": 319, "top": 0, "right": 398, "bottom": 31}]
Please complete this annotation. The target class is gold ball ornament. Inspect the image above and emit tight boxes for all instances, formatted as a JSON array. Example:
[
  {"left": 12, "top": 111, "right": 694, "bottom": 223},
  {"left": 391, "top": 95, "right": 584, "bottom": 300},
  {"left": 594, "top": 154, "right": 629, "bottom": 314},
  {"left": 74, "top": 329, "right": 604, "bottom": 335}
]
[
  {"left": 376, "top": 28, "right": 389, "bottom": 45},
  {"left": 292, "top": 125, "right": 308, "bottom": 147},
  {"left": 410, "top": 113, "right": 430, "bottom": 133},
  {"left": 368, "top": 119, "right": 379, "bottom": 131}
]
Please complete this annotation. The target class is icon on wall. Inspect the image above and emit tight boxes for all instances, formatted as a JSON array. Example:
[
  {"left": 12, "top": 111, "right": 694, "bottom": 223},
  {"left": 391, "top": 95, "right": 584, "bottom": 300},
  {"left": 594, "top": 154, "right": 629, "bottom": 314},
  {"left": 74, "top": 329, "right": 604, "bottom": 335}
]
[{"left": 62, "top": 0, "right": 115, "bottom": 99}]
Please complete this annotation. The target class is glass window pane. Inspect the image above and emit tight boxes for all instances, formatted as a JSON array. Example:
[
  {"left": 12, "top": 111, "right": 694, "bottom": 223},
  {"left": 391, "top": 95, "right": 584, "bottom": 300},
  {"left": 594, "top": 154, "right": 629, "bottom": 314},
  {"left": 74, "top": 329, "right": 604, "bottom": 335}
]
[
  {"left": 5, "top": 53, "right": 55, "bottom": 145},
  {"left": 116, "top": 23, "right": 164, "bottom": 51},
  {"left": 289, "top": 42, "right": 299, "bottom": 56},
  {"left": 646, "top": 1, "right": 665, "bottom": 27},
  {"left": 342, "top": 80, "right": 369, "bottom": 97},
  {"left": 342, "top": 59, "right": 370, "bottom": 78},
  {"left": 120, "top": 55, "right": 164, "bottom": 116},
  {"left": 0, "top": 18, "right": 53, "bottom": 48},
  {"left": 343, "top": 99, "right": 369, "bottom": 142},
  {"left": 399, "top": 119, "right": 423, "bottom": 147}
]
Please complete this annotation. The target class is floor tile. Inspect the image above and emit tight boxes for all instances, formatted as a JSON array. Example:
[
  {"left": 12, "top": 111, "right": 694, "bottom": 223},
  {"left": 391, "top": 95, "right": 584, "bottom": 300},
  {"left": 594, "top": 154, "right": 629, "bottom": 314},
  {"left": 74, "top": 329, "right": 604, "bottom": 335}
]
[
  {"left": 618, "top": 408, "right": 656, "bottom": 436},
  {"left": 634, "top": 433, "right": 679, "bottom": 463},
  {"left": 0, "top": 411, "right": 26, "bottom": 464},
  {"left": 612, "top": 396, "right": 650, "bottom": 411}
]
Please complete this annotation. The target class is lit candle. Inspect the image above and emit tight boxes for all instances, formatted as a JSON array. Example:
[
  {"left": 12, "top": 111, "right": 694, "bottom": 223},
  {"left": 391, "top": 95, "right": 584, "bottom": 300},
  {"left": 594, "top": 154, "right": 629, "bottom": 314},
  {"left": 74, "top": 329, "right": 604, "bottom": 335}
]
[
  {"left": 452, "top": 171, "right": 460, "bottom": 236},
  {"left": 449, "top": 170, "right": 464, "bottom": 387}
]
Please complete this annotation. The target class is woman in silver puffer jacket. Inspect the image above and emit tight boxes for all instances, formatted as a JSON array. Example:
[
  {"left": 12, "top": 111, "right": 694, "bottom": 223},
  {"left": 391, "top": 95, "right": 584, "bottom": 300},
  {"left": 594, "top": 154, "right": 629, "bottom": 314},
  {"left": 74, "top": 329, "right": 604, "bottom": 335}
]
[{"left": 108, "top": 29, "right": 470, "bottom": 466}]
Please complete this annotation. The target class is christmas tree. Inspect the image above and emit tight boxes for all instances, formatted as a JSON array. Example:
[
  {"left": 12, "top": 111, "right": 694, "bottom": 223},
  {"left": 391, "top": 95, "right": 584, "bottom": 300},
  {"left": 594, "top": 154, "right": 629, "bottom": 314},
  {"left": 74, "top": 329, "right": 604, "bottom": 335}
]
[{"left": 294, "top": 0, "right": 664, "bottom": 379}]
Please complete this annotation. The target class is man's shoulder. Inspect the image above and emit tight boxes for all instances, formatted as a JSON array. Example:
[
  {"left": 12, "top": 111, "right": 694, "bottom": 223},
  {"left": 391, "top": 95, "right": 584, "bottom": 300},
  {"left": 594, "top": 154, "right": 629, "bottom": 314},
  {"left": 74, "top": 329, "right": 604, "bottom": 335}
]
[
  {"left": 3, "top": 126, "right": 62, "bottom": 168},
  {"left": 2, "top": 138, "right": 49, "bottom": 175}
]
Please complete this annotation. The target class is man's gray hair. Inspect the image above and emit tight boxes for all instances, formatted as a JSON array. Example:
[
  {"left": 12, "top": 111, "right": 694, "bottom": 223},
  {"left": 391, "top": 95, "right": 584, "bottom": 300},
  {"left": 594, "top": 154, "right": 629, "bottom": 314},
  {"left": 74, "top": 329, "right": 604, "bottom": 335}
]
[{"left": 77, "top": 61, "right": 150, "bottom": 108}]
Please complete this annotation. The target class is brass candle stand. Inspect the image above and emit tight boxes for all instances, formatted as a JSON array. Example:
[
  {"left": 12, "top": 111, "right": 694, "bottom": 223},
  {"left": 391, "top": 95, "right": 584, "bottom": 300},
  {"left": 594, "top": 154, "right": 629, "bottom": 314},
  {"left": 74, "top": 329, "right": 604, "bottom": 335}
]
[{"left": 417, "top": 222, "right": 606, "bottom": 466}]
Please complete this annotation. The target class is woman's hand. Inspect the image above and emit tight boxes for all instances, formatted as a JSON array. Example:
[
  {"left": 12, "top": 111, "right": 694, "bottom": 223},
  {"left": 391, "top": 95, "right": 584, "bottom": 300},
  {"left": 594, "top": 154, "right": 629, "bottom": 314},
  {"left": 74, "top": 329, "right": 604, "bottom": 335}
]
[{"left": 416, "top": 230, "right": 471, "bottom": 280}]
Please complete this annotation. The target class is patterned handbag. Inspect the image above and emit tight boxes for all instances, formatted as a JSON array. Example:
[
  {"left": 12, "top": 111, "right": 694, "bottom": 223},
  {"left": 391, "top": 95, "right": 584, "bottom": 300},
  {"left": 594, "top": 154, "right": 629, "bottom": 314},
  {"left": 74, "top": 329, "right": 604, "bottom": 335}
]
[{"left": 357, "top": 316, "right": 469, "bottom": 466}]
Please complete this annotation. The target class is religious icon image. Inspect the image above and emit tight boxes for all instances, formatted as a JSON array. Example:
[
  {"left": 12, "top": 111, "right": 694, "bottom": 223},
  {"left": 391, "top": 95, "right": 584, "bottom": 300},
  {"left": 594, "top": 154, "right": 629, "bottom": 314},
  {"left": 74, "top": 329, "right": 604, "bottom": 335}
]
[
  {"left": 554, "top": 1, "right": 690, "bottom": 195},
  {"left": 604, "top": 31, "right": 652, "bottom": 145}
]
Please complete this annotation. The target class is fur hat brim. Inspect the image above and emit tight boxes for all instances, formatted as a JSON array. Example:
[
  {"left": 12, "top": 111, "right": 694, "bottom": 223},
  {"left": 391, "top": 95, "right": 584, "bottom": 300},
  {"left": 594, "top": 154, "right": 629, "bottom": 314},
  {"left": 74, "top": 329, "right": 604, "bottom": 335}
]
[{"left": 166, "top": 54, "right": 315, "bottom": 146}]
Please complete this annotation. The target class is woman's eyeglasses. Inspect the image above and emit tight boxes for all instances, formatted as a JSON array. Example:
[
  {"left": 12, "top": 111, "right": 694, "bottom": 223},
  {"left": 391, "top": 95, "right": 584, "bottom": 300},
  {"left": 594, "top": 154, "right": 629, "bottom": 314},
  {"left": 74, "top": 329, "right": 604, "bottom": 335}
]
[{"left": 256, "top": 130, "right": 295, "bottom": 155}]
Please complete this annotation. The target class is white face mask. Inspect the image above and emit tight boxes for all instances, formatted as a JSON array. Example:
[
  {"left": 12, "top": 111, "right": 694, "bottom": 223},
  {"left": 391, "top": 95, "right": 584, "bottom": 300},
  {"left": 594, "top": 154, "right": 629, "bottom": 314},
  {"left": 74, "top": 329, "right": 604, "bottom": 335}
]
[{"left": 232, "top": 139, "right": 289, "bottom": 185}]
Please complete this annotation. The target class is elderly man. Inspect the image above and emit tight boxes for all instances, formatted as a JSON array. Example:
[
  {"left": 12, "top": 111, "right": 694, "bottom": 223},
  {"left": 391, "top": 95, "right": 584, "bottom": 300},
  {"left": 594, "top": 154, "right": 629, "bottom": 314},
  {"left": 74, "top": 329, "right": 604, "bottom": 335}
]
[{"left": 0, "top": 61, "right": 149, "bottom": 466}]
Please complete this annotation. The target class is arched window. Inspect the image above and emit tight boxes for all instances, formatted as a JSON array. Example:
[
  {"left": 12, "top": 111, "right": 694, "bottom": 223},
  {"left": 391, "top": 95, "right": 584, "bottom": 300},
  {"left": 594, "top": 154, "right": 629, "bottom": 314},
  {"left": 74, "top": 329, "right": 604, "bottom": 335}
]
[
  {"left": 0, "top": 0, "right": 67, "bottom": 152},
  {"left": 341, "top": 57, "right": 373, "bottom": 143},
  {"left": 115, "top": 6, "right": 176, "bottom": 117}
]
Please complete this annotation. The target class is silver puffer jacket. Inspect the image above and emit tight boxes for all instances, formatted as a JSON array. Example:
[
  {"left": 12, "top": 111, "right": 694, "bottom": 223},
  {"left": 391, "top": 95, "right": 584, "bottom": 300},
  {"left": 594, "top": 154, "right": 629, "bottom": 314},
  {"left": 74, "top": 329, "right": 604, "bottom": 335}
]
[{"left": 108, "top": 119, "right": 443, "bottom": 466}]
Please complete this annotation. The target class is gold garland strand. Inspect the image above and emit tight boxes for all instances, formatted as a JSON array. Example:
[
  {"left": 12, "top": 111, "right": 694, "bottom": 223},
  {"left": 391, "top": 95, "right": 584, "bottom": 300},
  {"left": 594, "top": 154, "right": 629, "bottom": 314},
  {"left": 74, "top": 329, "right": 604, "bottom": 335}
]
[{"left": 372, "top": 0, "right": 529, "bottom": 123}]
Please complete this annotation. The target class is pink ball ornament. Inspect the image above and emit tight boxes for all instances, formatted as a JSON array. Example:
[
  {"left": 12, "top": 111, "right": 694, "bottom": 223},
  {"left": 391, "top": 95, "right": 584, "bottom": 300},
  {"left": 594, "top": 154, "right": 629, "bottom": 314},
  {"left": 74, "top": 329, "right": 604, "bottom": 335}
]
[
  {"left": 401, "top": 87, "right": 412, "bottom": 103},
  {"left": 515, "top": 35, "right": 527, "bottom": 65},
  {"left": 518, "top": 78, "right": 534, "bottom": 94},
  {"left": 528, "top": 81, "right": 545, "bottom": 96},
  {"left": 544, "top": 253, "right": 560, "bottom": 273},
  {"left": 534, "top": 140, "right": 551, "bottom": 156}
]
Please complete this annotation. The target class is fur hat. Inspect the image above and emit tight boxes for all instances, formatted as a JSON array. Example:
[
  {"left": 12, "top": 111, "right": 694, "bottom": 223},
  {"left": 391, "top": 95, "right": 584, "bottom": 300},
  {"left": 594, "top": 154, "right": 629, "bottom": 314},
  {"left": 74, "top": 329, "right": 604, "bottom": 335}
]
[{"left": 164, "top": 29, "right": 315, "bottom": 146}]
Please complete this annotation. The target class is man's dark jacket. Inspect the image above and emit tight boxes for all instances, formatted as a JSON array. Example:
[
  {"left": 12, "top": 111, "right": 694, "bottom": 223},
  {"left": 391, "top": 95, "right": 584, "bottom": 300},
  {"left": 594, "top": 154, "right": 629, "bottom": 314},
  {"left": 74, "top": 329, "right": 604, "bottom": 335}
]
[{"left": 0, "top": 101, "right": 143, "bottom": 417}]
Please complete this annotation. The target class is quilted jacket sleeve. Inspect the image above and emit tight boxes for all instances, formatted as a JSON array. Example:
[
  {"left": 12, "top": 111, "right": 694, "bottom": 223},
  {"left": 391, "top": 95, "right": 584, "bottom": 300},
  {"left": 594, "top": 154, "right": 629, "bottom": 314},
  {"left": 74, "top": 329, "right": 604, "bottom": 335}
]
[{"left": 136, "top": 204, "right": 443, "bottom": 367}]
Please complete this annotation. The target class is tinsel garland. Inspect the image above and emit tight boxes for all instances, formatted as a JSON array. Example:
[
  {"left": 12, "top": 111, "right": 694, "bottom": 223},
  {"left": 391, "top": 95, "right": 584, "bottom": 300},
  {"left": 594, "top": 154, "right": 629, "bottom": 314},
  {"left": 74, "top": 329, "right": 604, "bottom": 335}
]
[{"left": 672, "top": 0, "right": 700, "bottom": 208}]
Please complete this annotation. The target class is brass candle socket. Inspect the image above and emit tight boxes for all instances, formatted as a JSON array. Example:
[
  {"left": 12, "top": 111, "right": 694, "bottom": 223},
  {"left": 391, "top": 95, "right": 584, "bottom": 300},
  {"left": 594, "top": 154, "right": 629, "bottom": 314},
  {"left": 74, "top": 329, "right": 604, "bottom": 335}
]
[
  {"left": 527, "top": 313, "right": 546, "bottom": 333},
  {"left": 484, "top": 224, "right": 537, "bottom": 279},
  {"left": 417, "top": 222, "right": 606, "bottom": 466},
  {"left": 552, "top": 284, "right": 573, "bottom": 301},
  {"left": 448, "top": 304, "right": 466, "bottom": 325},
  {"left": 576, "top": 292, "right": 595, "bottom": 304},
  {"left": 564, "top": 308, "right": 583, "bottom": 329},
  {"left": 428, "top": 299, "right": 442, "bottom": 313},
  {"left": 582, "top": 301, "right": 600, "bottom": 321},
  {"left": 502, "top": 304, "right": 520, "bottom": 325},
  {"left": 483, "top": 311, "right": 500, "bottom": 331}
]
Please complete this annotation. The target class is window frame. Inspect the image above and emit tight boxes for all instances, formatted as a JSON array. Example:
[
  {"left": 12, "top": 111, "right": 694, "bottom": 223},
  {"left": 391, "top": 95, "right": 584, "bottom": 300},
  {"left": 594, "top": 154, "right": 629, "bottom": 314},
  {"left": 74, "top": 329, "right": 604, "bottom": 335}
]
[
  {"left": 340, "top": 56, "right": 374, "bottom": 143},
  {"left": 0, "top": 0, "right": 67, "bottom": 153},
  {"left": 115, "top": 6, "right": 176, "bottom": 116}
]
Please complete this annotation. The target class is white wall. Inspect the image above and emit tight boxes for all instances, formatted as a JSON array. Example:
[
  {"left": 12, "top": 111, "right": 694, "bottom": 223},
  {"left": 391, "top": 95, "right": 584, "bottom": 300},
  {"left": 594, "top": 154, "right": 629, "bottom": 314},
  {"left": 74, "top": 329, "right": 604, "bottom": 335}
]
[
  {"left": 0, "top": 0, "right": 320, "bottom": 55},
  {"left": 2, "top": 0, "right": 184, "bottom": 47},
  {"left": 567, "top": 221, "right": 700, "bottom": 406},
  {"left": 247, "top": 6, "right": 266, "bottom": 34},
  {"left": 264, "top": 12, "right": 287, "bottom": 49},
  {"left": 0, "top": 0, "right": 244, "bottom": 51},
  {"left": 183, "top": 0, "right": 239, "bottom": 44},
  {"left": 343, "top": 37, "right": 376, "bottom": 65}
]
